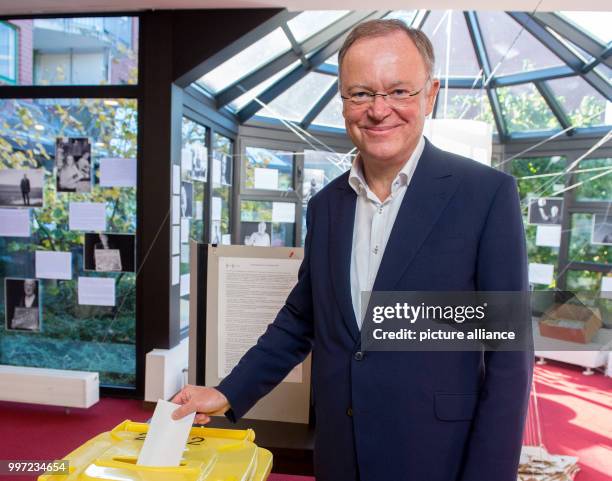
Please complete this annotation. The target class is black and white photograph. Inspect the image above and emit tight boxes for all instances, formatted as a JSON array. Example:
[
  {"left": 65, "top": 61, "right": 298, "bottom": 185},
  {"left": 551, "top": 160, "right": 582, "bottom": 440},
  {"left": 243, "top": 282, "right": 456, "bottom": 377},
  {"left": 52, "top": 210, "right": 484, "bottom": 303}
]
[
  {"left": 528, "top": 197, "right": 563, "bottom": 225},
  {"left": 181, "top": 181, "right": 193, "bottom": 218},
  {"left": 592, "top": 213, "right": 612, "bottom": 245},
  {"left": 219, "top": 152, "right": 232, "bottom": 186},
  {"left": 55, "top": 137, "right": 92, "bottom": 193},
  {"left": 83, "top": 233, "right": 136, "bottom": 272},
  {"left": 242, "top": 221, "right": 272, "bottom": 247},
  {"left": 5, "top": 278, "right": 41, "bottom": 332},
  {"left": 189, "top": 143, "right": 208, "bottom": 182},
  {"left": 0, "top": 169, "right": 45, "bottom": 208}
]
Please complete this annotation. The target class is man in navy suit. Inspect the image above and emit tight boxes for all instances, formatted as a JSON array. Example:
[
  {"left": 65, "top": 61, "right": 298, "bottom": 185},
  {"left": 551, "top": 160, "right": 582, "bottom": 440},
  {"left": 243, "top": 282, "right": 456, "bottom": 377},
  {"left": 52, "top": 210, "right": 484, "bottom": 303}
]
[{"left": 173, "top": 19, "right": 532, "bottom": 481}]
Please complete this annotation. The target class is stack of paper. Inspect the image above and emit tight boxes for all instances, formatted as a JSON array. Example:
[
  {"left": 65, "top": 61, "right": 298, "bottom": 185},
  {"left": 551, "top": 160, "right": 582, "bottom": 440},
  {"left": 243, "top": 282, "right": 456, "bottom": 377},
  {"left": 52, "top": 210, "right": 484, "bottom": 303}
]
[{"left": 518, "top": 446, "right": 580, "bottom": 481}]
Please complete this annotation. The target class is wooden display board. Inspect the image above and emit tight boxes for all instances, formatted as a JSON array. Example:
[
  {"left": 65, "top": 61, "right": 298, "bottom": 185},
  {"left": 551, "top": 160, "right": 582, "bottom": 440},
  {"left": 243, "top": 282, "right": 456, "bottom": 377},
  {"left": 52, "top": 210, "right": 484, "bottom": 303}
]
[{"left": 188, "top": 242, "right": 311, "bottom": 424}]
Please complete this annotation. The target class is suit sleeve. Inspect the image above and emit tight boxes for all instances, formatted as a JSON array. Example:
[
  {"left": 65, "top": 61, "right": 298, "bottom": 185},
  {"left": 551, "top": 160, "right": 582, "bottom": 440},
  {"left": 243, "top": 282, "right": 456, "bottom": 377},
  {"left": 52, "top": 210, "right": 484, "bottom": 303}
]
[
  {"left": 215, "top": 199, "right": 316, "bottom": 421},
  {"left": 459, "top": 175, "right": 533, "bottom": 481}
]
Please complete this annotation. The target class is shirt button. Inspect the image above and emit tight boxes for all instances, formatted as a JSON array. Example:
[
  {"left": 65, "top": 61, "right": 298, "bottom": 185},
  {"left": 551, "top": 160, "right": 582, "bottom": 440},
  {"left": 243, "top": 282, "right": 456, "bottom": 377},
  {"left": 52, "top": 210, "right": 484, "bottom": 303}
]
[
  {"left": 354, "top": 351, "right": 364, "bottom": 361},
  {"left": 347, "top": 407, "right": 353, "bottom": 417},
  {"left": 378, "top": 207, "right": 383, "bottom": 214}
]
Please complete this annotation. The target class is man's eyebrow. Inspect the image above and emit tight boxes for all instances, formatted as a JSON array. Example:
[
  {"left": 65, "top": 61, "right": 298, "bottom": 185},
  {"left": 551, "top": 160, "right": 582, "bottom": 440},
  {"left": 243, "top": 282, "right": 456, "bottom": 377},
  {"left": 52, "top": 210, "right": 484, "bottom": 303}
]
[{"left": 346, "top": 80, "right": 416, "bottom": 91}]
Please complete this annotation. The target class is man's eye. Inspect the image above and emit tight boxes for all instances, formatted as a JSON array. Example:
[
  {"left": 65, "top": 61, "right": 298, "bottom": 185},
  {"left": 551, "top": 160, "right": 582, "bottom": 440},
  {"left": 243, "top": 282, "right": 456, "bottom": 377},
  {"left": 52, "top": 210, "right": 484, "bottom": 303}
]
[
  {"left": 390, "top": 89, "right": 409, "bottom": 97},
  {"left": 351, "top": 91, "right": 371, "bottom": 99}
]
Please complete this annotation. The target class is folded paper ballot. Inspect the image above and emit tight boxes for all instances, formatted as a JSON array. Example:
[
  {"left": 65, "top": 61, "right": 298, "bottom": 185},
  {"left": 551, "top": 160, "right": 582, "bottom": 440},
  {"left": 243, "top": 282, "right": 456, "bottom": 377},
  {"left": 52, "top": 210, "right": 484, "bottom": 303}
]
[{"left": 137, "top": 399, "right": 196, "bottom": 466}]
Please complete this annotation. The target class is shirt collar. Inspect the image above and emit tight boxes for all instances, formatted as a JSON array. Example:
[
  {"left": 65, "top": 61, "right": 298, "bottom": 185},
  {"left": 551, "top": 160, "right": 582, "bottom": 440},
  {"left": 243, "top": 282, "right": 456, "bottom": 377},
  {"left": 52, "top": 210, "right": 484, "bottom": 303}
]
[{"left": 348, "top": 135, "right": 425, "bottom": 196}]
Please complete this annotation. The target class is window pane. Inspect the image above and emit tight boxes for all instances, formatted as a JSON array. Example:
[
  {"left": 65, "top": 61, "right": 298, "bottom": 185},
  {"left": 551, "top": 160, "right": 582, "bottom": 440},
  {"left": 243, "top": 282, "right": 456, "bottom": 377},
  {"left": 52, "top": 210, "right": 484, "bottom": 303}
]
[
  {"left": 559, "top": 11, "right": 612, "bottom": 44},
  {"left": 258, "top": 72, "right": 337, "bottom": 122},
  {"left": 5, "top": 17, "right": 137, "bottom": 86},
  {"left": 384, "top": 11, "right": 418, "bottom": 25},
  {"left": 240, "top": 200, "right": 295, "bottom": 247},
  {"left": 198, "top": 28, "right": 291, "bottom": 93},
  {"left": 0, "top": 22, "right": 17, "bottom": 83},
  {"left": 211, "top": 133, "right": 233, "bottom": 244},
  {"left": 421, "top": 11, "right": 481, "bottom": 78},
  {"left": 547, "top": 77, "right": 611, "bottom": 128},
  {"left": 180, "top": 118, "right": 209, "bottom": 332},
  {"left": 0, "top": 98, "right": 138, "bottom": 387},
  {"left": 245, "top": 146, "right": 294, "bottom": 191},
  {"left": 434, "top": 88, "right": 496, "bottom": 131},
  {"left": 498, "top": 84, "right": 561, "bottom": 133},
  {"left": 574, "top": 158, "right": 612, "bottom": 202},
  {"left": 230, "top": 61, "right": 300, "bottom": 112},
  {"left": 301, "top": 149, "right": 353, "bottom": 244},
  {"left": 477, "top": 12, "right": 564, "bottom": 76},
  {"left": 287, "top": 11, "right": 349, "bottom": 43},
  {"left": 569, "top": 213, "right": 612, "bottom": 264},
  {"left": 511, "top": 156, "right": 566, "bottom": 290},
  {"left": 312, "top": 94, "right": 344, "bottom": 129}
]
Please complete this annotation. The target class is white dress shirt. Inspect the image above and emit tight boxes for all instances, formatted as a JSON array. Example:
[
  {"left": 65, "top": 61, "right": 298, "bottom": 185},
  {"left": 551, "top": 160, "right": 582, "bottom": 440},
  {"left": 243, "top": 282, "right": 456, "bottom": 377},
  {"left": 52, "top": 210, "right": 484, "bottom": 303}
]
[{"left": 349, "top": 136, "right": 425, "bottom": 329}]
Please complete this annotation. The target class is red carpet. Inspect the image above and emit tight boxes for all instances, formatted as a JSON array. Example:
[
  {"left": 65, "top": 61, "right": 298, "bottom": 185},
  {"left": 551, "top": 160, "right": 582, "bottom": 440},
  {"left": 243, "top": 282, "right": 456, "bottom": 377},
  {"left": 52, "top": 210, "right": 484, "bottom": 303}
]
[{"left": 0, "top": 361, "right": 610, "bottom": 481}]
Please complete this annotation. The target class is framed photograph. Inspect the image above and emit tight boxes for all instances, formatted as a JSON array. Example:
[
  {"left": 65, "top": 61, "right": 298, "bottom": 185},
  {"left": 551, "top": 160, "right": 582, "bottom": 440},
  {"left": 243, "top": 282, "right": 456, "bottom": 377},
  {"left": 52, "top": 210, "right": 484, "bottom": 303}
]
[
  {"left": 528, "top": 197, "right": 563, "bottom": 225},
  {"left": 83, "top": 233, "right": 136, "bottom": 272},
  {"left": 191, "top": 143, "right": 208, "bottom": 182},
  {"left": 181, "top": 181, "right": 193, "bottom": 218},
  {"left": 55, "top": 137, "right": 92, "bottom": 193},
  {"left": 5, "top": 278, "right": 41, "bottom": 332},
  {"left": 0, "top": 169, "right": 45, "bottom": 208},
  {"left": 592, "top": 213, "right": 612, "bottom": 245}
]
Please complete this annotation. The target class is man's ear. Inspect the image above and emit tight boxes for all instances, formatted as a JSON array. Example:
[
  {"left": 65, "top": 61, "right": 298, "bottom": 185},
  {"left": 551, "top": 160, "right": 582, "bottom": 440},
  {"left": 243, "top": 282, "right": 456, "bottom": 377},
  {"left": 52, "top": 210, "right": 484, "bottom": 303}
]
[{"left": 425, "top": 78, "right": 440, "bottom": 116}]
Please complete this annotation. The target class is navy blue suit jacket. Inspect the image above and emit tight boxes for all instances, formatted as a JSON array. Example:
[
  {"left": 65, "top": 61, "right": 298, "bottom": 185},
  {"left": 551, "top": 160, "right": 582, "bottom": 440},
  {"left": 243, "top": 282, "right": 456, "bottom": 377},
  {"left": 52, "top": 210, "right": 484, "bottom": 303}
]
[{"left": 218, "top": 139, "right": 533, "bottom": 481}]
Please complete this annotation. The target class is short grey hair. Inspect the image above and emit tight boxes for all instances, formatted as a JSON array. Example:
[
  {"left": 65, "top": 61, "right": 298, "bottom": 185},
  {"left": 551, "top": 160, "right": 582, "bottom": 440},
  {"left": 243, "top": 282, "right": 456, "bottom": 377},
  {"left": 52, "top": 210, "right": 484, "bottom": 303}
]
[{"left": 337, "top": 19, "right": 435, "bottom": 80}]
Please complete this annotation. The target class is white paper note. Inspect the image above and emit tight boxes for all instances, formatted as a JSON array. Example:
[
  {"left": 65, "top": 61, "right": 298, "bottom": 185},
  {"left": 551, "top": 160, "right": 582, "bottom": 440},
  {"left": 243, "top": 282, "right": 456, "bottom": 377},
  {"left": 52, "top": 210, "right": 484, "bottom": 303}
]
[
  {"left": 181, "top": 218, "right": 189, "bottom": 243},
  {"left": 78, "top": 277, "right": 115, "bottom": 306},
  {"left": 601, "top": 277, "right": 612, "bottom": 300},
  {"left": 69, "top": 202, "right": 106, "bottom": 231},
  {"left": 195, "top": 201, "right": 203, "bottom": 220},
  {"left": 529, "top": 263, "right": 554, "bottom": 286},
  {"left": 99, "top": 158, "right": 137, "bottom": 188},
  {"left": 272, "top": 202, "right": 295, "bottom": 223},
  {"left": 137, "top": 399, "right": 195, "bottom": 467},
  {"left": 535, "top": 225, "right": 561, "bottom": 247},
  {"left": 180, "top": 273, "right": 190, "bottom": 296},
  {"left": 172, "top": 226, "right": 180, "bottom": 255},
  {"left": 172, "top": 195, "right": 180, "bottom": 224},
  {"left": 172, "top": 256, "right": 179, "bottom": 285},
  {"left": 254, "top": 168, "right": 278, "bottom": 190},
  {"left": 0, "top": 208, "right": 30, "bottom": 237},
  {"left": 221, "top": 234, "right": 231, "bottom": 245},
  {"left": 173, "top": 165, "right": 180, "bottom": 195},
  {"left": 212, "top": 196, "right": 222, "bottom": 221},
  {"left": 36, "top": 251, "right": 72, "bottom": 280}
]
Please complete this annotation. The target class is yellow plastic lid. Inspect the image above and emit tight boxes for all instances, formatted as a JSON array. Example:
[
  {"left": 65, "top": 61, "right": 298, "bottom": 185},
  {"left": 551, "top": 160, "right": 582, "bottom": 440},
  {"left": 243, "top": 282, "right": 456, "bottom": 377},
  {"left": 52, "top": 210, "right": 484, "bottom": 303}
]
[{"left": 38, "top": 420, "right": 273, "bottom": 481}]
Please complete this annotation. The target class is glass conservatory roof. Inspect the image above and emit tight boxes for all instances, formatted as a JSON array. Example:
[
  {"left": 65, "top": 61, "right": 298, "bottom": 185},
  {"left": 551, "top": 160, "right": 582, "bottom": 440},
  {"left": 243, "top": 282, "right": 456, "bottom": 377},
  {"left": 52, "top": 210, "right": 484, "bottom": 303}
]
[{"left": 194, "top": 9, "right": 612, "bottom": 141}]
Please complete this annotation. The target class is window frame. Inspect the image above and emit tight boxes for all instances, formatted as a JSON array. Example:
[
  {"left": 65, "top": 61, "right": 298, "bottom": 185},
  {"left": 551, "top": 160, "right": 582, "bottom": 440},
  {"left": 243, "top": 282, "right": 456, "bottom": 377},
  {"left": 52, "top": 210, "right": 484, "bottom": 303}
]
[{"left": 0, "top": 21, "right": 18, "bottom": 85}]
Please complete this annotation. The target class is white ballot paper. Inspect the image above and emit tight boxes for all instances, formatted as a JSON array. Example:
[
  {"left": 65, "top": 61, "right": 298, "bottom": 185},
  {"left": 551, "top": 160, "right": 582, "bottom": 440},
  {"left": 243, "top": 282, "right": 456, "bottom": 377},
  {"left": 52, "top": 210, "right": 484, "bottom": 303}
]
[
  {"left": 78, "top": 277, "right": 115, "bottom": 306},
  {"left": 218, "top": 256, "right": 302, "bottom": 382},
  {"left": 99, "top": 158, "right": 137, "bottom": 188},
  {"left": 0, "top": 208, "right": 30, "bottom": 237},
  {"left": 36, "top": 251, "right": 72, "bottom": 280},
  {"left": 137, "top": 399, "right": 195, "bottom": 467},
  {"left": 181, "top": 218, "right": 190, "bottom": 243},
  {"left": 529, "top": 263, "right": 555, "bottom": 286},
  {"left": 536, "top": 225, "right": 561, "bottom": 247},
  {"left": 172, "top": 255, "right": 179, "bottom": 285},
  {"left": 195, "top": 200, "right": 203, "bottom": 220},
  {"left": 212, "top": 196, "right": 222, "bottom": 221},
  {"left": 69, "top": 202, "right": 106, "bottom": 231},
  {"left": 172, "top": 195, "right": 180, "bottom": 224},
  {"left": 172, "top": 226, "right": 180, "bottom": 255},
  {"left": 173, "top": 165, "right": 180, "bottom": 195}
]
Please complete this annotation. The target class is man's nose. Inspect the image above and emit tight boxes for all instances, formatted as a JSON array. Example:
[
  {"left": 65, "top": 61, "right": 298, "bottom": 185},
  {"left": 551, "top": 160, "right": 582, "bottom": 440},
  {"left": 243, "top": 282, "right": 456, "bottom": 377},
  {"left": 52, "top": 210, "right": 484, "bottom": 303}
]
[{"left": 367, "top": 95, "right": 392, "bottom": 121}]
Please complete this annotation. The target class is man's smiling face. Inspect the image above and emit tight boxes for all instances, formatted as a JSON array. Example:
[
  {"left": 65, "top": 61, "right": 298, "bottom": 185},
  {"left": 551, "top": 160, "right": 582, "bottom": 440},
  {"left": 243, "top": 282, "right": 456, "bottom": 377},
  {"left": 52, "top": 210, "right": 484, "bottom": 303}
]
[{"left": 340, "top": 30, "right": 439, "bottom": 169}]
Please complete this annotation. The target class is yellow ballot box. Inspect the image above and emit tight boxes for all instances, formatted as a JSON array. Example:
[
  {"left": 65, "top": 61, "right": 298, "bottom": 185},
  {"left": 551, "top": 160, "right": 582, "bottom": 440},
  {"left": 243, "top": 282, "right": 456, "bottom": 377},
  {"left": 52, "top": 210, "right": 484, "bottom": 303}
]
[{"left": 38, "top": 420, "right": 273, "bottom": 481}]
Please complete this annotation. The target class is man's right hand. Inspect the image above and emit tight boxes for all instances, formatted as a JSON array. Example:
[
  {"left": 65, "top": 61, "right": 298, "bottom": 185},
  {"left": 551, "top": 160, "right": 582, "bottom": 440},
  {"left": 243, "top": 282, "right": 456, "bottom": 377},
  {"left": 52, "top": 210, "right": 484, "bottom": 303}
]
[{"left": 171, "top": 385, "right": 230, "bottom": 424}]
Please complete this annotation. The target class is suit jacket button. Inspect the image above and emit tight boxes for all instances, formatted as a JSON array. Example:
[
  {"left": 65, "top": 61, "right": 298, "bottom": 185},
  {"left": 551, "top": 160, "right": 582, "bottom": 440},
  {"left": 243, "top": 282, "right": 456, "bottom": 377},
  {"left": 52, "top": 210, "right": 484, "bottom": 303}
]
[
  {"left": 354, "top": 351, "right": 364, "bottom": 361},
  {"left": 347, "top": 407, "right": 353, "bottom": 417}
]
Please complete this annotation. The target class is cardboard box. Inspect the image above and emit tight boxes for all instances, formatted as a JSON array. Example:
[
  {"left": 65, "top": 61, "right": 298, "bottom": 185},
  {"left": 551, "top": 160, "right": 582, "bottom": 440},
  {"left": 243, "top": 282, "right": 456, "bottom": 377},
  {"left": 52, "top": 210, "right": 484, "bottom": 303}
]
[{"left": 539, "top": 302, "right": 602, "bottom": 344}]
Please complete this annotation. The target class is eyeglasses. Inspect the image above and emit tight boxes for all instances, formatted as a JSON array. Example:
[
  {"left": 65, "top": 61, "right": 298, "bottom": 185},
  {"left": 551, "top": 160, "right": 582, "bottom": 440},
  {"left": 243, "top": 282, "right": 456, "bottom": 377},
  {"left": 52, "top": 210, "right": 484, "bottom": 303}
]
[{"left": 340, "top": 78, "right": 430, "bottom": 108}]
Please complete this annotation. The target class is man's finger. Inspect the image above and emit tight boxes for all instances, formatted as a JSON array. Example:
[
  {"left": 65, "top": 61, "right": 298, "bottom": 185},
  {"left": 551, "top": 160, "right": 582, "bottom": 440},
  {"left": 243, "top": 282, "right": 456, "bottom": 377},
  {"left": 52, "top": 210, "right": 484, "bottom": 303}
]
[
  {"left": 194, "top": 414, "right": 210, "bottom": 424},
  {"left": 172, "top": 400, "right": 195, "bottom": 420}
]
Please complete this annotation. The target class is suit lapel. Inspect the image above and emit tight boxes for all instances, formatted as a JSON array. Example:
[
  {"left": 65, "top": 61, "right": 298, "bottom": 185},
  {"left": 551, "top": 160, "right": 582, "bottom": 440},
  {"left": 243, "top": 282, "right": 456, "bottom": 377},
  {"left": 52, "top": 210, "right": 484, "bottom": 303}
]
[
  {"left": 328, "top": 176, "right": 360, "bottom": 343},
  {"left": 373, "top": 140, "right": 463, "bottom": 292}
]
